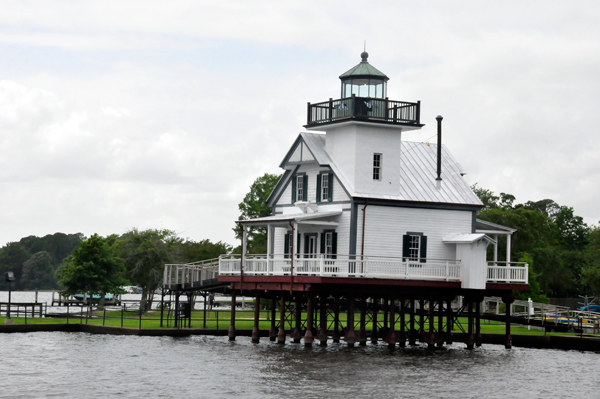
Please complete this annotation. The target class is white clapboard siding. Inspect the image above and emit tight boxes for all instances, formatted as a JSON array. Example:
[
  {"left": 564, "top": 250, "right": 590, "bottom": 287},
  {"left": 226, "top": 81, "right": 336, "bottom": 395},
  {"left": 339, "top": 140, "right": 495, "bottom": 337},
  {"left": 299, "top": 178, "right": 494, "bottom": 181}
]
[{"left": 356, "top": 205, "right": 473, "bottom": 259}]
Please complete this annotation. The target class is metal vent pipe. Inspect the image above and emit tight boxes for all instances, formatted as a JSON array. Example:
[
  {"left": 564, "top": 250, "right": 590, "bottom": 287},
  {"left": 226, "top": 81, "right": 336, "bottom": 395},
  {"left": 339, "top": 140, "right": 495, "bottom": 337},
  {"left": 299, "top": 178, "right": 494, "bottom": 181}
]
[{"left": 436, "top": 115, "right": 443, "bottom": 181}]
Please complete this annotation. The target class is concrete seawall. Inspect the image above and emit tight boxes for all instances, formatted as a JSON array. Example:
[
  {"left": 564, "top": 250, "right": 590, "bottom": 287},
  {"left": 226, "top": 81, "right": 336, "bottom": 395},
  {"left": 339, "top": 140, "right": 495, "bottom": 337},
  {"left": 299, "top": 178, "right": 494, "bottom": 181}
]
[{"left": 2, "top": 324, "right": 599, "bottom": 351}]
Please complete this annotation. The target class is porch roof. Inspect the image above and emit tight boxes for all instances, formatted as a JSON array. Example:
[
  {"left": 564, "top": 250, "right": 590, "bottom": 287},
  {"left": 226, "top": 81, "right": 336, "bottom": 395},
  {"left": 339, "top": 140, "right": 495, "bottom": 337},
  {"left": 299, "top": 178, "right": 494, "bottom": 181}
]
[
  {"left": 443, "top": 233, "right": 496, "bottom": 245},
  {"left": 475, "top": 219, "right": 517, "bottom": 235},
  {"left": 237, "top": 211, "right": 342, "bottom": 227}
]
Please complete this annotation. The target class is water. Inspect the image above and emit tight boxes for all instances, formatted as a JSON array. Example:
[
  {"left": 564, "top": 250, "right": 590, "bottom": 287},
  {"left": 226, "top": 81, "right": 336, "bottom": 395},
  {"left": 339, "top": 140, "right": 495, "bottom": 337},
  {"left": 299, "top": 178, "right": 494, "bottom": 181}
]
[{"left": 0, "top": 332, "right": 598, "bottom": 398}]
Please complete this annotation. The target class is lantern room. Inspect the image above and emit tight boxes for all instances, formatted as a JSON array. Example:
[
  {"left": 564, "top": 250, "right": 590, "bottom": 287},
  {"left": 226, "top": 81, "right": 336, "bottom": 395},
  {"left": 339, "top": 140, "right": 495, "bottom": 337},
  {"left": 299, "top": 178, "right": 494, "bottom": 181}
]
[{"left": 340, "top": 51, "right": 388, "bottom": 99}]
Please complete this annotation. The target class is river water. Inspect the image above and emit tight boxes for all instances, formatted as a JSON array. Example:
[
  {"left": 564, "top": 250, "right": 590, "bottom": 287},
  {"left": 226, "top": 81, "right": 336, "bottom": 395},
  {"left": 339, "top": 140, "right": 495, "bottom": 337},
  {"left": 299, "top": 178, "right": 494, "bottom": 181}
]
[{"left": 0, "top": 332, "right": 598, "bottom": 399}]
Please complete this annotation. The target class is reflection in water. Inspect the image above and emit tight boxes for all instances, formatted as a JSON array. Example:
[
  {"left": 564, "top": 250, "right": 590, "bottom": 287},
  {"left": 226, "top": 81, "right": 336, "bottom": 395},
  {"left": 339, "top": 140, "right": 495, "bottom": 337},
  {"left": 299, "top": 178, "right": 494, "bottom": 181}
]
[{"left": 1, "top": 333, "right": 598, "bottom": 398}]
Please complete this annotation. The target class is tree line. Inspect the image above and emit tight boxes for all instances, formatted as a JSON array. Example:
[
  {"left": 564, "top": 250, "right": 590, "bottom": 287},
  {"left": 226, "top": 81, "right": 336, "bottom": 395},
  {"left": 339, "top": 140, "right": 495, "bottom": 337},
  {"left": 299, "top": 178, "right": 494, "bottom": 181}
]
[
  {"left": 473, "top": 184, "right": 600, "bottom": 301},
  {"left": 0, "top": 229, "right": 230, "bottom": 308}
]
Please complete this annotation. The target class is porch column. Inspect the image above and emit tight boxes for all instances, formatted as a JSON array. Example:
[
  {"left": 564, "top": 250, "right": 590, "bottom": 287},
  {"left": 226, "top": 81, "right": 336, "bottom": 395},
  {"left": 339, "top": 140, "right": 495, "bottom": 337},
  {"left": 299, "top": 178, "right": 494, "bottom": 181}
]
[
  {"left": 304, "top": 292, "right": 314, "bottom": 347},
  {"left": 371, "top": 297, "right": 379, "bottom": 344},
  {"left": 252, "top": 293, "right": 261, "bottom": 344},
  {"left": 493, "top": 234, "right": 498, "bottom": 263},
  {"left": 228, "top": 289, "right": 237, "bottom": 341},
  {"left": 332, "top": 296, "right": 341, "bottom": 343},
  {"left": 292, "top": 295, "right": 302, "bottom": 343},
  {"left": 385, "top": 297, "right": 396, "bottom": 348},
  {"left": 266, "top": 224, "right": 273, "bottom": 257},
  {"left": 269, "top": 295, "right": 277, "bottom": 341},
  {"left": 504, "top": 296, "right": 514, "bottom": 349},
  {"left": 359, "top": 296, "right": 367, "bottom": 346},
  {"left": 277, "top": 292, "right": 286, "bottom": 344},
  {"left": 506, "top": 234, "right": 512, "bottom": 263},
  {"left": 446, "top": 298, "right": 454, "bottom": 345},
  {"left": 399, "top": 298, "right": 406, "bottom": 348},
  {"left": 409, "top": 299, "right": 417, "bottom": 346},
  {"left": 345, "top": 296, "right": 356, "bottom": 347},
  {"left": 317, "top": 295, "right": 328, "bottom": 346}
]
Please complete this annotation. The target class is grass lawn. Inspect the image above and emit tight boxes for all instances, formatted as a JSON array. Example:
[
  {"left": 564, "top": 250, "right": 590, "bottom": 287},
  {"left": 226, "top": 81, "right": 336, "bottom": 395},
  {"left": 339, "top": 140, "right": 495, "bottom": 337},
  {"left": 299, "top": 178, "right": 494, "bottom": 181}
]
[{"left": 0, "top": 310, "right": 587, "bottom": 338}]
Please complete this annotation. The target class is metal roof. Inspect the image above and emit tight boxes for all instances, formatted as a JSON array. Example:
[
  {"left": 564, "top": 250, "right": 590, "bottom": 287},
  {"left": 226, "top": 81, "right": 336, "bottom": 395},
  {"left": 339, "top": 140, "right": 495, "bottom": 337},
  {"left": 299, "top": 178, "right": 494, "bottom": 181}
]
[
  {"left": 399, "top": 142, "right": 483, "bottom": 206},
  {"left": 443, "top": 233, "right": 496, "bottom": 245},
  {"left": 280, "top": 133, "right": 483, "bottom": 207},
  {"left": 238, "top": 211, "right": 342, "bottom": 227},
  {"left": 475, "top": 219, "right": 517, "bottom": 234},
  {"left": 339, "top": 52, "right": 389, "bottom": 80}
]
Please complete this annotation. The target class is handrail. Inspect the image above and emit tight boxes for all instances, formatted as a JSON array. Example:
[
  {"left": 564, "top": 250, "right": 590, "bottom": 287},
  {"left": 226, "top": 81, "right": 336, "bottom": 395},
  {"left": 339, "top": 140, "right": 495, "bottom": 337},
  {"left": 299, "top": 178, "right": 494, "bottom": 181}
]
[{"left": 306, "top": 96, "right": 421, "bottom": 126}]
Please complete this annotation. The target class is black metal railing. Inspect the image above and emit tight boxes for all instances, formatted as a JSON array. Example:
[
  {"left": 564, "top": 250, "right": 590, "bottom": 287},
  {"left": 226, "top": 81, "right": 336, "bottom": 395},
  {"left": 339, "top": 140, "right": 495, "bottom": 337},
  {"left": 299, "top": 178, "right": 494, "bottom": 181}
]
[{"left": 306, "top": 95, "right": 421, "bottom": 126}]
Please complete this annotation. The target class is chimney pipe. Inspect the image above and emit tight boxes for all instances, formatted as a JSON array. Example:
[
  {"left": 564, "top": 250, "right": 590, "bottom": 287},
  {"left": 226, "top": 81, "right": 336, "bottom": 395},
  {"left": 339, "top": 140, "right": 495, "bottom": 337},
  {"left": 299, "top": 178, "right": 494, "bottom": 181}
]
[{"left": 436, "top": 115, "right": 443, "bottom": 181}]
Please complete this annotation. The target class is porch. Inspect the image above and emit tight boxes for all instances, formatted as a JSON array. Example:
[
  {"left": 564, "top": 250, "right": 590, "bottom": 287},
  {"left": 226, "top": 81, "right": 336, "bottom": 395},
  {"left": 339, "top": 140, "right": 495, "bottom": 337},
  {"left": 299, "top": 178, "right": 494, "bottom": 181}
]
[{"left": 218, "top": 254, "right": 529, "bottom": 284}]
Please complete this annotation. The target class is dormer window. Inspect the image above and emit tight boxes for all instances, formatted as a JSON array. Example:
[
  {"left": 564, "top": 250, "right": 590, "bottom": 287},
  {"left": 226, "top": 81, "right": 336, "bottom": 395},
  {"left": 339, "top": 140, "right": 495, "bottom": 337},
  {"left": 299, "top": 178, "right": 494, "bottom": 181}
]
[{"left": 373, "top": 153, "right": 382, "bottom": 180}]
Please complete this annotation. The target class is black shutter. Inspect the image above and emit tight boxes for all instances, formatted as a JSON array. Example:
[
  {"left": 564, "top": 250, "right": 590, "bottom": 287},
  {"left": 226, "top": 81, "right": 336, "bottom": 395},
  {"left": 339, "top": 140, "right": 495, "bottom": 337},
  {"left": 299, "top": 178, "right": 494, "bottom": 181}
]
[
  {"left": 332, "top": 232, "right": 338, "bottom": 259},
  {"left": 402, "top": 235, "right": 410, "bottom": 260},
  {"left": 420, "top": 236, "right": 427, "bottom": 263},
  {"left": 328, "top": 173, "right": 334, "bottom": 201},
  {"left": 284, "top": 233, "right": 290, "bottom": 258},
  {"left": 316, "top": 174, "right": 322, "bottom": 202},
  {"left": 291, "top": 175, "right": 296, "bottom": 203},
  {"left": 320, "top": 233, "right": 325, "bottom": 254},
  {"left": 297, "top": 233, "right": 301, "bottom": 254},
  {"left": 304, "top": 234, "right": 309, "bottom": 254},
  {"left": 302, "top": 175, "right": 308, "bottom": 201}
]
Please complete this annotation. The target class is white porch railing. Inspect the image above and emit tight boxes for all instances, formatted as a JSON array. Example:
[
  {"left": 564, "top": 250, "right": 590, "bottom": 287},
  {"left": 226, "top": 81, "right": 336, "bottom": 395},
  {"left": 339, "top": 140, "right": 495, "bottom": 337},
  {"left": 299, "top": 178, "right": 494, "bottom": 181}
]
[
  {"left": 486, "top": 262, "right": 529, "bottom": 284},
  {"left": 163, "top": 258, "right": 220, "bottom": 287},
  {"left": 219, "top": 254, "right": 462, "bottom": 282}
]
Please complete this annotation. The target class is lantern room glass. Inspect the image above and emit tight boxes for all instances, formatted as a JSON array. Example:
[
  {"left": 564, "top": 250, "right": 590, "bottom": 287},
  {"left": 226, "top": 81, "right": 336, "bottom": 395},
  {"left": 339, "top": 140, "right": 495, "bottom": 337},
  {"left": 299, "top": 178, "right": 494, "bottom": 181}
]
[{"left": 342, "top": 79, "right": 386, "bottom": 99}]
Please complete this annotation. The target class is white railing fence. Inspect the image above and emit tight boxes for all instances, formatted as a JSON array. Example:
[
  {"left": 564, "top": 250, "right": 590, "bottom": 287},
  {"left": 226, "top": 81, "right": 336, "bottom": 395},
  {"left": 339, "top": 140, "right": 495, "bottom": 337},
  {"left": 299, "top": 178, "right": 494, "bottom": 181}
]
[
  {"left": 163, "top": 258, "right": 220, "bottom": 287},
  {"left": 486, "top": 262, "right": 529, "bottom": 284},
  {"left": 218, "top": 254, "right": 463, "bottom": 281}
]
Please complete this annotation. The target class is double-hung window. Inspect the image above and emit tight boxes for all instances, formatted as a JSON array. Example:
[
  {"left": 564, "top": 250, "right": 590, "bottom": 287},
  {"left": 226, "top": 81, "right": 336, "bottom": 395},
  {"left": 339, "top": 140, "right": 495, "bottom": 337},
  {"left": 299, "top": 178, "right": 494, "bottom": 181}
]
[
  {"left": 402, "top": 232, "right": 427, "bottom": 264},
  {"left": 373, "top": 153, "right": 382, "bottom": 180},
  {"left": 317, "top": 172, "right": 334, "bottom": 202},
  {"left": 296, "top": 175, "right": 304, "bottom": 201},
  {"left": 291, "top": 173, "right": 307, "bottom": 203}
]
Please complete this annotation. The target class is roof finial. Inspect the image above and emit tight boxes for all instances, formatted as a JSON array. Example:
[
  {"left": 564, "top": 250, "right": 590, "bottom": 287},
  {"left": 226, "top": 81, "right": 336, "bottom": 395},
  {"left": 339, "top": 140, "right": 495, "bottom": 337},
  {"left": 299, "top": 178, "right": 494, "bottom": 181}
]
[{"left": 361, "top": 41, "right": 368, "bottom": 62}]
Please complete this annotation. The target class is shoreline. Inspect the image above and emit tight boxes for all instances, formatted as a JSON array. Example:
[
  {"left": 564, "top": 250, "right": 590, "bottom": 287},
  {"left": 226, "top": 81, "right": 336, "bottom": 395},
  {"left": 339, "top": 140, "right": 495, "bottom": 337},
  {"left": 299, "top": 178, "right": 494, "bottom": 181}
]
[{"left": 2, "top": 323, "right": 599, "bottom": 352}]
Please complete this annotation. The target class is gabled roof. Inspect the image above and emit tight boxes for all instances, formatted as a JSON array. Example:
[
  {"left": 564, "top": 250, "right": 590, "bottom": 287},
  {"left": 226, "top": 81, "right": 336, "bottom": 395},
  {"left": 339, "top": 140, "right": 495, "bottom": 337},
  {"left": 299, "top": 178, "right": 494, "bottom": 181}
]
[{"left": 274, "top": 133, "right": 483, "bottom": 207}]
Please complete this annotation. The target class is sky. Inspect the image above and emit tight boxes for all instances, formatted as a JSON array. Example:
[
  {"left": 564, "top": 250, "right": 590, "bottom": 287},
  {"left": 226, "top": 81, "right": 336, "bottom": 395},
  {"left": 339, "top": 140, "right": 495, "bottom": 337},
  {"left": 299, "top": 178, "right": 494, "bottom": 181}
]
[{"left": 1, "top": 0, "right": 599, "bottom": 248}]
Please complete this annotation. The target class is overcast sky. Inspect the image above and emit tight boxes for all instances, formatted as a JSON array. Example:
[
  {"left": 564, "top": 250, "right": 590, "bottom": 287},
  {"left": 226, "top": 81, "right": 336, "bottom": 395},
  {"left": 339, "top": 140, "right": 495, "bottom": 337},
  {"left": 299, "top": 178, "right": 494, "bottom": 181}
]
[{"left": 1, "top": 0, "right": 599, "bottom": 248}]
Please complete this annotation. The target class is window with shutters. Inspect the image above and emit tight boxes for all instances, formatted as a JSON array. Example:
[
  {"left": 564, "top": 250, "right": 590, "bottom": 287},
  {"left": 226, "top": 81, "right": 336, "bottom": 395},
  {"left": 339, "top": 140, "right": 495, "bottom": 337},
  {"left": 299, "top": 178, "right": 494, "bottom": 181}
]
[
  {"left": 321, "top": 174, "right": 329, "bottom": 201},
  {"left": 291, "top": 173, "right": 307, "bottom": 203},
  {"left": 408, "top": 235, "right": 420, "bottom": 261},
  {"left": 317, "top": 172, "right": 334, "bottom": 202},
  {"left": 296, "top": 175, "right": 304, "bottom": 201},
  {"left": 373, "top": 153, "right": 382, "bottom": 180},
  {"left": 402, "top": 232, "right": 427, "bottom": 264}
]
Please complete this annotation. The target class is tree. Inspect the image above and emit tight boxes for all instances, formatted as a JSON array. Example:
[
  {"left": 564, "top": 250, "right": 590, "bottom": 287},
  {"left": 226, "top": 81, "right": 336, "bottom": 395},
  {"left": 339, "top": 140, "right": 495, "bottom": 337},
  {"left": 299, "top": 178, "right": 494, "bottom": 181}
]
[
  {"left": 21, "top": 251, "right": 55, "bottom": 290},
  {"left": 117, "top": 229, "right": 180, "bottom": 311},
  {"left": 178, "top": 239, "right": 231, "bottom": 263},
  {"left": 0, "top": 242, "right": 31, "bottom": 290},
  {"left": 233, "top": 173, "right": 281, "bottom": 254},
  {"left": 56, "top": 234, "right": 127, "bottom": 299}
]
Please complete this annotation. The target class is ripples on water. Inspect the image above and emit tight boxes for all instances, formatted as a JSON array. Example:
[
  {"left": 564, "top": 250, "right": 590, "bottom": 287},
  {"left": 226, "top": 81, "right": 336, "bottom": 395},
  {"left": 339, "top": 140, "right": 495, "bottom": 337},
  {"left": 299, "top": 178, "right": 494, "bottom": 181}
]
[{"left": 0, "top": 333, "right": 598, "bottom": 399}]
